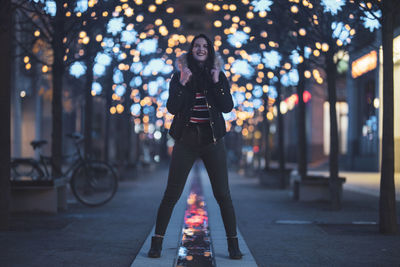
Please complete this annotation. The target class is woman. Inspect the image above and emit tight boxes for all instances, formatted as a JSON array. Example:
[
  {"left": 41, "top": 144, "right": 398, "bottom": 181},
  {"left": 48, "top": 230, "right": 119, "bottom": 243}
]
[{"left": 147, "top": 34, "right": 242, "bottom": 260}]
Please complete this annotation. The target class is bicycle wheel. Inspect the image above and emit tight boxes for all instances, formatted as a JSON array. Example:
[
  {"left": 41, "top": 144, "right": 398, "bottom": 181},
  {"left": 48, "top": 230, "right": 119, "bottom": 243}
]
[
  {"left": 10, "top": 159, "right": 45, "bottom": 181},
  {"left": 70, "top": 160, "right": 118, "bottom": 206}
]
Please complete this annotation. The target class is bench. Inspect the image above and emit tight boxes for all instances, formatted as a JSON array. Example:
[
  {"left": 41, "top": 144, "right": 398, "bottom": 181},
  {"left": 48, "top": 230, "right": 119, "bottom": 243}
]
[
  {"left": 10, "top": 176, "right": 68, "bottom": 214},
  {"left": 290, "top": 170, "right": 346, "bottom": 201}
]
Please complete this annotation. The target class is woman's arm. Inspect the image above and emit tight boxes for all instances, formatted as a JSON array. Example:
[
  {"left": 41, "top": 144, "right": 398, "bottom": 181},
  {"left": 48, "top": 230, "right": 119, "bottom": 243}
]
[
  {"left": 210, "top": 71, "right": 234, "bottom": 113},
  {"left": 166, "top": 72, "right": 187, "bottom": 115}
]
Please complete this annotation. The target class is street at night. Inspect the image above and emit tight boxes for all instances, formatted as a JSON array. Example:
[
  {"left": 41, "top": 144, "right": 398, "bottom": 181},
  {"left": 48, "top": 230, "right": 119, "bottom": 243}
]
[{"left": 0, "top": 0, "right": 400, "bottom": 266}]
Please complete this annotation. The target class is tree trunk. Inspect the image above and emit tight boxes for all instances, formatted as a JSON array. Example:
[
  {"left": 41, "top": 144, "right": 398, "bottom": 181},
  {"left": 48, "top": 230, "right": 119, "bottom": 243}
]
[
  {"left": 297, "top": 47, "right": 307, "bottom": 180},
  {"left": 326, "top": 49, "right": 341, "bottom": 210},
  {"left": 84, "top": 52, "right": 94, "bottom": 159},
  {"left": 0, "top": 0, "right": 12, "bottom": 231},
  {"left": 263, "top": 96, "right": 271, "bottom": 170},
  {"left": 379, "top": 0, "right": 398, "bottom": 234},
  {"left": 123, "top": 78, "right": 132, "bottom": 165},
  {"left": 103, "top": 65, "right": 114, "bottom": 162},
  {"left": 276, "top": 73, "right": 286, "bottom": 188},
  {"left": 50, "top": 5, "right": 65, "bottom": 177}
]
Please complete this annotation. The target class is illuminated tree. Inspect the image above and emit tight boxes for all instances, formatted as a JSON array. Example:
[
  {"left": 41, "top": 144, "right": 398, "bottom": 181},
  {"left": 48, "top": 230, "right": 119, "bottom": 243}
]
[
  {"left": 285, "top": 0, "right": 362, "bottom": 209},
  {"left": 12, "top": 0, "right": 98, "bottom": 176}
]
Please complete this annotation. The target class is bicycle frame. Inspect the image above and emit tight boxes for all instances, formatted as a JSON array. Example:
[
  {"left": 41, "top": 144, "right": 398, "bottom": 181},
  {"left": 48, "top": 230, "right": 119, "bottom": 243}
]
[{"left": 37, "top": 140, "right": 85, "bottom": 179}]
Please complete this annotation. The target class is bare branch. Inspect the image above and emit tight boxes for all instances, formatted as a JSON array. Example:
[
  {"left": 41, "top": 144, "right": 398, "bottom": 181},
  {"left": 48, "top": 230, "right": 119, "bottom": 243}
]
[
  {"left": 13, "top": 36, "right": 49, "bottom": 66},
  {"left": 17, "top": 8, "right": 52, "bottom": 42}
]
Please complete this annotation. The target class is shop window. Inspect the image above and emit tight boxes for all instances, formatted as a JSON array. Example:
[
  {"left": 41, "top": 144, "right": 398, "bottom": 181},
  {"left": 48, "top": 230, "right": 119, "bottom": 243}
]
[
  {"left": 359, "top": 79, "right": 378, "bottom": 155},
  {"left": 323, "top": 102, "right": 348, "bottom": 155}
]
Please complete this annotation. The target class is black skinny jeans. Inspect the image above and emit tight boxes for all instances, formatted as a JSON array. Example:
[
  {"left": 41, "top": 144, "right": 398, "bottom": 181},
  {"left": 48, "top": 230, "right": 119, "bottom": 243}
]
[{"left": 154, "top": 123, "right": 238, "bottom": 238}]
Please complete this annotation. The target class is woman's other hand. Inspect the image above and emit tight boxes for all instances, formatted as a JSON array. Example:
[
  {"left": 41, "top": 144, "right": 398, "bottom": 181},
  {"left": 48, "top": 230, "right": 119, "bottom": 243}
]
[
  {"left": 211, "top": 68, "right": 219, "bottom": 83},
  {"left": 180, "top": 67, "right": 192, "bottom": 85}
]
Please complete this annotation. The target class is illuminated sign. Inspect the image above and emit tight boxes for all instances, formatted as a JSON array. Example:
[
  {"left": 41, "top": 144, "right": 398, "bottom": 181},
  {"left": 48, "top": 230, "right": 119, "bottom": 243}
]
[{"left": 351, "top": 50, "right": 377, "bottom": 78}]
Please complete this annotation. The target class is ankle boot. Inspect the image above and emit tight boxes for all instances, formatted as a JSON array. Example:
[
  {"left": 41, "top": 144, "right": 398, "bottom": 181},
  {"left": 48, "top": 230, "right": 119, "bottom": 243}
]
[
  {"left": 227, "top": 237, "right": 243, "bottom": 259},
  {"left": 147, "top": 236, "right": 163, "bottom": 258}
]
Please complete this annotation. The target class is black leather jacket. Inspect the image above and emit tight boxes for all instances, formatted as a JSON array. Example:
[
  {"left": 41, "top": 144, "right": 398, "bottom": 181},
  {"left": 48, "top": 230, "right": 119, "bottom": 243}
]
[{"left": 167, "top": 71, "right": 234, "bottom": 143}]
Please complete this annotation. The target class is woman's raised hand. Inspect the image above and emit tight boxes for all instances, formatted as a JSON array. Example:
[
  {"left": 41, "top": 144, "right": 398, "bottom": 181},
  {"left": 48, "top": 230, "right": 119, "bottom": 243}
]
[
  {"left": 211, "top": 68, "right": 219, "bottom": 83},
  {"left": 180, "top": 67, "right": 192, "bottom": 86}
]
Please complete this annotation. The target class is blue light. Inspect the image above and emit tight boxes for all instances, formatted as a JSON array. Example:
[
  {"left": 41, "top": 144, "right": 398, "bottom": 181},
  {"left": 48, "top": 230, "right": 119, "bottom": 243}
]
[
  {"left": 332, "top": 22, "right": 351, "bottom": 44},
  {"left": 281, "top": 69, "right": 299, "bottom": 86},
  {"left": 234, "top": 92, "right": 246, "bottom": 104},
  {"left": 288, "top": 69, "right": 299, "bottom": 84},
  {"left": 69, "top": 61, "right": 86, "bottom": 78},
  {"left": 321, "top": 0, "right": 345, "bottom": 15},
  {"left": 231, "top": 59, "right": 254, "bottom": 78},
  {"left": 290, "top": 50, "right": 300, "bottom": 65},
  {"left": 268, "top": 85, "right": 277, "bottom": 99},
  {"left": 143, "top": 106, "right": 155, "bottom": 115},
  {"left": 227, "top": 31, "right": 249, "bottom": 47},
  {"left": 281, "top": 73, "right": 290, "bottom": 87},
  {"left": 115, "top": 84, "right": 126, "bottom": 96},
  {"left": 249, "top": 53, "right": 262, "bottom": 65},
  {"left": 135, "top": 76, "right": 143, "bottom": 86},
  {"left": 92, "top": 82, "right": 102, "bottom": 95},
  {"left": 223, "top": 112, "right": 234, "bottom": 120},
  {"left": 253, "top": 98, "right": 263, "bottom": 109},
  {"left": 113, "top": 69, "right": 123, "bottom": 84},
  {"left": 253, "top": 85, "right": 263, "bottom": 98},
  {"left": 362, "top": 10, "right": 381, "bottom": 32},
  {"left": 304, "top": 47, "right": 311, "bottom": 58},
  {"left": 251, "top": 0, "right": 273, "bottom": 12},
  {"left": 93, "top": 64, "right": 106, "bottom": 76},
  {"left": 148, "top": 81, "right": 159, "bottom": 96},
  {"left": 107, "top": 18, "right": 124, "bottom": 36},
  {"left": 262, "top": 50, "right": 281, "bottom": 70},
  {"left": 121, "top": 29, "right": 137, "bottom": 45},
  {"left": 45, "top": 0, "right": 56, "bottom": 16},
  {"left": 162, "top": 64, "right": 173, "bottom": 74},
  {"left": 130, "top": 76, "right": 142, "bottom": 87},
  {"left": 142, "top": 59, "right": 166, "bottom": 76},
  {"left": 130, "top": 62, "right": 143, "bottom": 74},
  {"left": 137, "top": 39, "right": 158, "bottom": 56},
  {"left": 103, "top": 38, "right": 115, "bottom": 48},
  {"left": 160, "top": 91, "right": 169, "bottom": 101},
  {"left": 130, "top": 103, "right": 141, "bottom": 116},
  {"left": 75, "top": 0, "right": 88, "bottom": 13},
  {"left": 95, "top": 53, "right": 112, "bottom": 66},
  {"left": 156, "top": 76, "right": 165, "bottom": 85}
]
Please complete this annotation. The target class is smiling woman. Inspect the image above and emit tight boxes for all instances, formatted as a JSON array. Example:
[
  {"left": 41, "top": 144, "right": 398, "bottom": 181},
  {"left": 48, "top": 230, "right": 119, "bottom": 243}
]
[{"left": 147, "top": 33, "right": 242, "bottom": 260}]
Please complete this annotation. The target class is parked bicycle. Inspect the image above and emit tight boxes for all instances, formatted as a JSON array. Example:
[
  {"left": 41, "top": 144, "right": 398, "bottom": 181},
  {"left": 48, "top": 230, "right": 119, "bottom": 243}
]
[{"left": 10, "top": 133, "right": 118, "bottom": 207}]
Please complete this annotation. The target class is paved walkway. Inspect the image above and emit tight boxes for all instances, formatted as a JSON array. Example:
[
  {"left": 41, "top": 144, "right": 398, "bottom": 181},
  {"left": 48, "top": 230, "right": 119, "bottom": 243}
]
[
  {"left": 229, "top": 169, "right": 400, "bottom": 266},
  {"left": 1, "top": 163, "right": 399, "bottom": 267}
]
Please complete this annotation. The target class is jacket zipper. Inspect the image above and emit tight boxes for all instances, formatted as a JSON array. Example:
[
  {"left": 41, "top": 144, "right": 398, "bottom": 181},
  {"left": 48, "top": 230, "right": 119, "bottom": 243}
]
[{"left": 204, "top": 89, "right": 217, "bottom": 144}]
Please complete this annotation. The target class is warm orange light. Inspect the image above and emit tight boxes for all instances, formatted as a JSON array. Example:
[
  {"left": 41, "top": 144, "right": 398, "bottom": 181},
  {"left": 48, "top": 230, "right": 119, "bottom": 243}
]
[
  {"left": 351, "top": 50, "right": 377, "bottom": 78},
  {"left": 42, "top": 65, "right": 48, "bottom": 73}
]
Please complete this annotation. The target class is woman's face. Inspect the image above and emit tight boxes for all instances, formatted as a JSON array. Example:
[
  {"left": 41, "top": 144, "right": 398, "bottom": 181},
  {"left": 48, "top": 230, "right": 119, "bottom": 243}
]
[{"left": 192, "top": 37, "right": 208, "bottom": 62}]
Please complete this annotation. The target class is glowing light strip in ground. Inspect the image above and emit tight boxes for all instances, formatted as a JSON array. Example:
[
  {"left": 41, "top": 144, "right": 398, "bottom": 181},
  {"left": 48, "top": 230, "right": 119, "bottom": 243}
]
[{"left": 176, "top": 173, "right": 215, "bottom": 267}]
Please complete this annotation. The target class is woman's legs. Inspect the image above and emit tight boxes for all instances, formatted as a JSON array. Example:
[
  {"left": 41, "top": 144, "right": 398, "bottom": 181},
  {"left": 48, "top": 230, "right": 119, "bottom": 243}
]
[
  {"left": 154, "top": 142, "right": 197, "bottom": 236},
  {"left": 200, "top": 139, "right": 238, "bottom": 238}
]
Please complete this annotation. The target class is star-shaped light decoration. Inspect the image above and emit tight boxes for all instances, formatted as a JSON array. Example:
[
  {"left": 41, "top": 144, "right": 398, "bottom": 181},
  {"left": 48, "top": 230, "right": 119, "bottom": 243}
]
[
  {"left": 251, "top": 0, "right": 273, "bottom": 12},
  {"left": 321, "top": 0, "right": 345, "bottom": 15},
  {"left": 361, "top": 10, "right": 381, "bottom": 32},
  {"left": 69, "top": 61, "right": 86, "bottom": 78}
]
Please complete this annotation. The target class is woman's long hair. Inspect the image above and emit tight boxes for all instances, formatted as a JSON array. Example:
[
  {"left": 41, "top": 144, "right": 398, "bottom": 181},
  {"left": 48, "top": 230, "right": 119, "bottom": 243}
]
[{"left": 186, "top": 34, "right": 215, "bottom": 74}]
